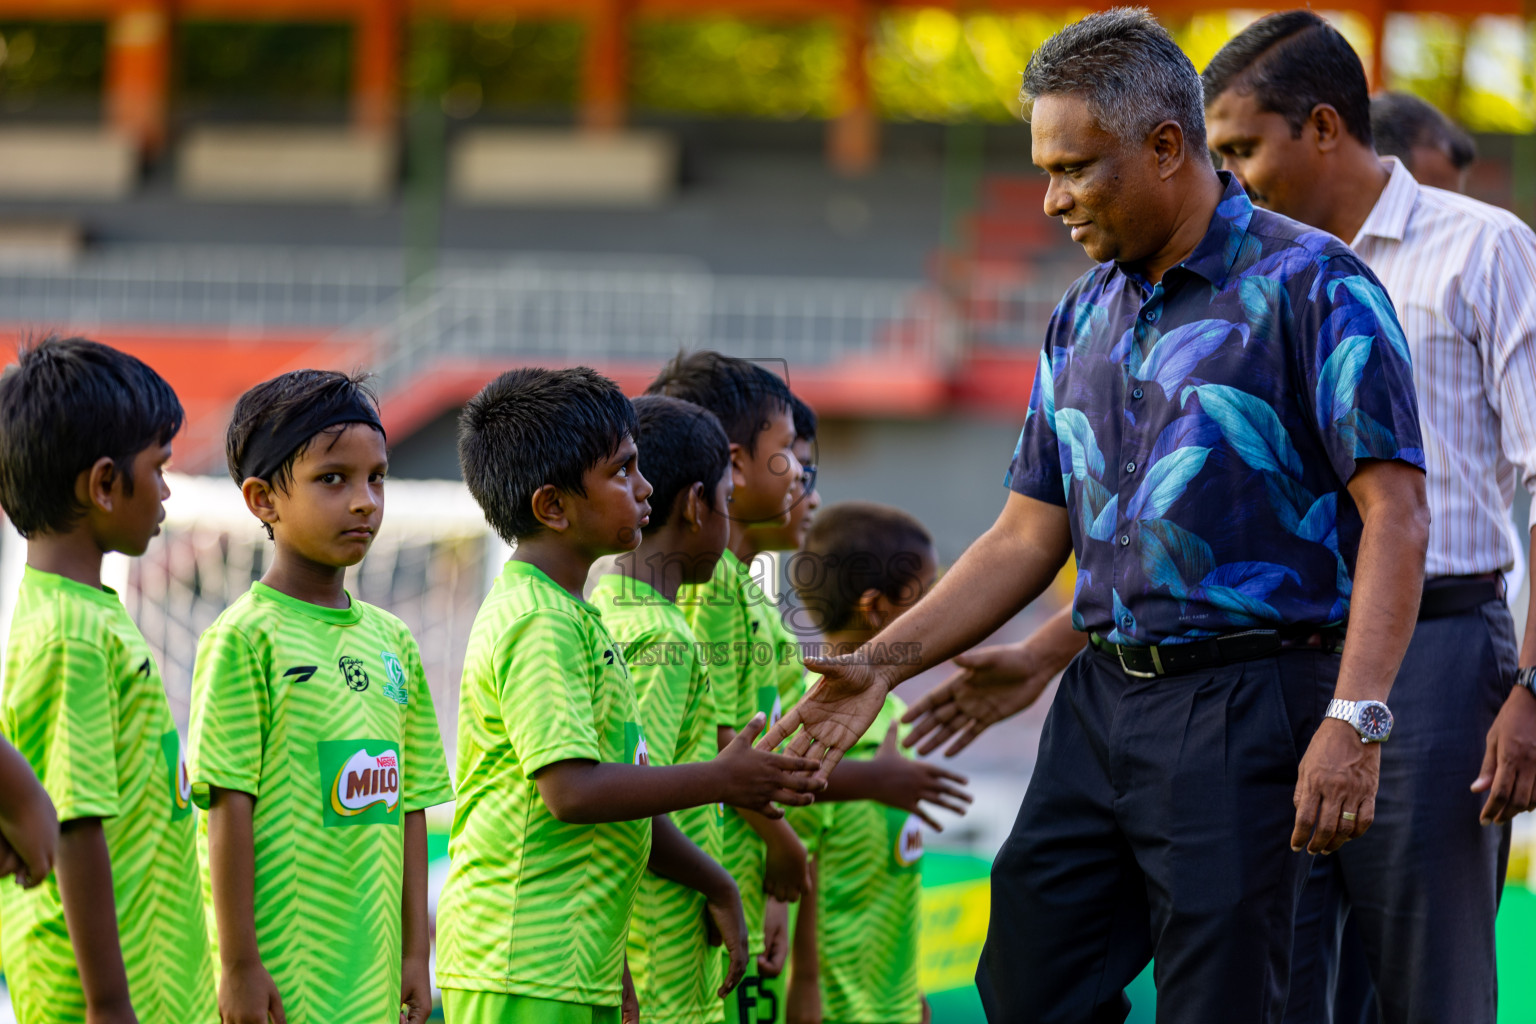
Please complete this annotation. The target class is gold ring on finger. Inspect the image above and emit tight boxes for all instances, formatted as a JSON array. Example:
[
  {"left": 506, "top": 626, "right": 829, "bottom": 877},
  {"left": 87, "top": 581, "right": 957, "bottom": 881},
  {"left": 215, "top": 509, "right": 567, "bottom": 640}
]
[{"left": 1341, "top": 811, "right": 1357, "bottom": 821}]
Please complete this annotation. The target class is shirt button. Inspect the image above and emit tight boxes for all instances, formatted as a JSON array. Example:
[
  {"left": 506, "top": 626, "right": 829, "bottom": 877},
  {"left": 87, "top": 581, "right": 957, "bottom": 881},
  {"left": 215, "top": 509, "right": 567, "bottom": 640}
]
[
  {"left": 1143, "top": 310, "right": 1156, "bottom": 322},
  {"left": 1119, "top": 535, "right": 1130, "bottom": 546},
  {"left": 1121, "top": 614, "right": 1134, "bottom": 628},
  {"left": 1132, "top": 387, "right": 1144, "bottom": 400},
  {"left": 1125, "top": 461, "right": 1137, "bottom": 473}
]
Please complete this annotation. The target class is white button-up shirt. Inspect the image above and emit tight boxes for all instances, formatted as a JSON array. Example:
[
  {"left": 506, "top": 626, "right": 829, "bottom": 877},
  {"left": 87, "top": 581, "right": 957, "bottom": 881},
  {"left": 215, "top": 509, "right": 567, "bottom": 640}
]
[{"left": 1351, "top": 158, "right": 1536, "bottom": 578}]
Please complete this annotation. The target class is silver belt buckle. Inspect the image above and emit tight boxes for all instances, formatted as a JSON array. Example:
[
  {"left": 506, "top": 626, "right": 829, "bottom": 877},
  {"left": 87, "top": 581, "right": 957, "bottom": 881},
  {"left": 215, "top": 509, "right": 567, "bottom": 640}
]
[{"left": 1116, "top": 643, "right": 1161, "bottom": 679}]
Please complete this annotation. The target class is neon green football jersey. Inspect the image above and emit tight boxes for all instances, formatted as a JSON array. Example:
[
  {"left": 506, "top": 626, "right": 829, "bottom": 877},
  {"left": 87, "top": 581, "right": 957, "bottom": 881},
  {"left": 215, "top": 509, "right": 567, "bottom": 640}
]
[
  {"left": 187, "top": 582, "right": 454, "bottom": 1024},
  {"left": 437, "top": 560, "right": 652, "bottom": 1007},
  {"left": 592, "top": 572, "right": 725, "bottom": 1024},
  {"left": 677, "top": 549, "right": 780, "bottom": 957},
  {"left": 0, "top": 567, "right": 216, "bottom": 1024},
  {"left": 814, "top": 690, "right": 923, "bottom": 1024},
  {"left": 762, "top": 603, "right": 827, "bottom": 858}
]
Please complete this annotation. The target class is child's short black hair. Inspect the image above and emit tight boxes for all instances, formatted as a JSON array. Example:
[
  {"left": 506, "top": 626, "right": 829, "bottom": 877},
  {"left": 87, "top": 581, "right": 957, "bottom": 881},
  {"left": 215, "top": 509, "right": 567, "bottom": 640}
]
[
  {"left": 632, "top": 395, "right": 730, "bottom": 531},
  {"left": 0, "top": 335, "right": 184, "bottom": 538},
  {"left": 459, "top": 366, "right": 637, "bottom": 543},
  {"left": 225, "top": 369, "right": 384, "bottom": 491},
  {"left": 645, "top": 351, "right": 792, "bottom": 454},
  {"left": 788, "top": 392, "right": 818, "bottom": 443},
  {"left": 793, "top": 502, "right": 934, "bottom": 634}
]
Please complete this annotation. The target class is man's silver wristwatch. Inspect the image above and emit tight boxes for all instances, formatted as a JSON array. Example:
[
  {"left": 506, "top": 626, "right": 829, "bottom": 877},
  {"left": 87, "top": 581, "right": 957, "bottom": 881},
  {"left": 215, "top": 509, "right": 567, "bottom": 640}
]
[
  {"left": 1325, "top": 698, "right": 1394, "bottom": 743},
  {"left": 1515, "top": 666, "right": 1536, "bottom": 697}
]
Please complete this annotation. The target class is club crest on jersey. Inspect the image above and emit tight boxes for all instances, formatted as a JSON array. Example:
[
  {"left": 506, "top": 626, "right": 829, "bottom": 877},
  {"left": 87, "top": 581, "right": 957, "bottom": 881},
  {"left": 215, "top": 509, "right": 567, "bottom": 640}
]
[
  {"left": 317, "top": 740, "right": 404, "bottom": 827},
  {"left": 757, "top": 685, "right": 783, "bottom": 730},
  {"left": 624, "top": 722, "right": 650, "bottom": 766},
  {"left": 339, "top": 655, "right": 370, "bottom": 692},
  {"left": 161, "top": 730, "right": 193, "bottom": 822},
  {"left": 888, "top": 808, "right": 925, "bottom": 870},
  {"left": 381, "top": 650, "right": 408, "bottom": 705}
]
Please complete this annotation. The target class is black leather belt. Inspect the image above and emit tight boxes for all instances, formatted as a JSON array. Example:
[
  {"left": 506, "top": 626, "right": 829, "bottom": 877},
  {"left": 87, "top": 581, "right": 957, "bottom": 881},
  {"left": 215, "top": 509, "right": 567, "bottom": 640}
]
[
  {"left": 1419, "top": 572, "right": 1504, "bottom": 620},
  {"left": 1088, "top": 626, "right": 1346, "bottom": 679}
]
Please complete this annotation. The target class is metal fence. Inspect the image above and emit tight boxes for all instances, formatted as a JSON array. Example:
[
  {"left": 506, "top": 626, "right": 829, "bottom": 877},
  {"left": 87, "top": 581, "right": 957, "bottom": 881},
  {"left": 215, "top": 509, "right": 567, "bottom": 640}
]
[{"left": 0, "top": 245, "right": 1063, "bottom": 367}]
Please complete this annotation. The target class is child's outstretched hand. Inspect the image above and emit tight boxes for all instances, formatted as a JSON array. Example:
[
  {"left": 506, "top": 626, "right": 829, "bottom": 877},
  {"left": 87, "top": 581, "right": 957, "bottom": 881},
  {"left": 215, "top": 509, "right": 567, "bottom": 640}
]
[
  {"left": 220, "top": 960, "right": 286, "bottom": 1024},
  {"left": 703, "top": 877, "right": 749, "bottom": 996},
  {"left": 399, "top": 955, "right": 432, "bottom": 1024},
  {"left": 762, "top": 828, "right": 809, "bottom": 903},
  {"left": 759, "top": 898, "right": 790, "bottom": 979},
  {"left": 716, "top": 714, "right": 824, "bottom": 819},
  {"left": 868, "top": 724, "right": 973, "bottom": 831}
]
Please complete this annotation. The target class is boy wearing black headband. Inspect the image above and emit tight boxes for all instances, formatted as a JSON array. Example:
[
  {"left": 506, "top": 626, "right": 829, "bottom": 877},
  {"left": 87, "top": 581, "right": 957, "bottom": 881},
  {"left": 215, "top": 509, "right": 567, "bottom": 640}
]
[{"left": 188, "top": 370, "right": 454, "bottom": 1024}]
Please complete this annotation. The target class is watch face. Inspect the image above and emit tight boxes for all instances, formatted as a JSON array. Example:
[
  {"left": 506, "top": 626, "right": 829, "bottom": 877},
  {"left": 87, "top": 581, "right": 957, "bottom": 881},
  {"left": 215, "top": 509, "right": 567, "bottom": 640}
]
[{"left": 1356, "top": 702, "right": 1393, "bottom": 741}]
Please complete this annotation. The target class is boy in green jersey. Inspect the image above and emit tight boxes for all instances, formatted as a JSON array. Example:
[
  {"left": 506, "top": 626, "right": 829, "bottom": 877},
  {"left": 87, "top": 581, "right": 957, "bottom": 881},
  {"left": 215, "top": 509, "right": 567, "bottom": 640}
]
[
  {"left": 437, "top": 367, "right": 822, "bottom": 1024},
  {"left": 189, "top": 370, "right": 455, "bottom": 1024},
  {"left": 790, "top": 503, "right": 974, "bottom": 1024},
  {"left": 0, "top": 336, "right": 216, "bottom": 1024},
  {"left": 592, "top": 394, "right": 741, "bottom": 1024},
  {"left": 647, "top": 353, "right": 812, "bottom": 1024}
]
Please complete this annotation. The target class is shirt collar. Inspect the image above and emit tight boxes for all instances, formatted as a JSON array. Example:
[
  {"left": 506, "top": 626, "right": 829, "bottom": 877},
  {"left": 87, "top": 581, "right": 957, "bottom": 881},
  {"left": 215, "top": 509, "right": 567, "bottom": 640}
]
[
  {"left": 1121, "top": 171, "right": 1253, "bottom": 290},
  {"left": 1352, "top": 156, "right": 1417, "bottom": 246},
  {"left": 1180, "top": 171, "right": 1254, "bottom": 287}
]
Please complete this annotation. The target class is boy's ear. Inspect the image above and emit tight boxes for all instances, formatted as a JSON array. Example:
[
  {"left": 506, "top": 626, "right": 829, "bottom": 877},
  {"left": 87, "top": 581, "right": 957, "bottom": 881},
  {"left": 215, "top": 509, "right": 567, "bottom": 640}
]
[
  {"left": 529, "top": 484, "right": 569, "bottom": 533},
  {"left": 681, "top": 482, "right": 706, "bottom": 533},
  {"left": 728, "top": 443, "right": 748, "bottom": 490},
  {"left": 80, "top": 457, "right": 120, "bottom": 513},
  {"left": 241, "top": 477, "right": 281, "bottom": 530},
  {"left": 857, "top": 586, "right": 889, "bottom": 631}
]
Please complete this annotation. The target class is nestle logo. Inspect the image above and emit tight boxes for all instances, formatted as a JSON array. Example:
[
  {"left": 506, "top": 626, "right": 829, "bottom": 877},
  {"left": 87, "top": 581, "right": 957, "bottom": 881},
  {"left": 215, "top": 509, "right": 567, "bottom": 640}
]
[{"left": 375, "top": 754, "right": 397, "bottom": 768}]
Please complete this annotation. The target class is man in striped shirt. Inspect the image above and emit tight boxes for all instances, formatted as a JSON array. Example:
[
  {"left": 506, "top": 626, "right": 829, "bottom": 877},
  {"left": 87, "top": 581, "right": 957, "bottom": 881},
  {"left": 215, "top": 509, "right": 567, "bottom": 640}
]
[
  {"left": 903, "top": 10, "right": 1536, "bottom": 1024},
  {"left": 1203, "top": 14, "right": 1536, "bottom": 1022}
]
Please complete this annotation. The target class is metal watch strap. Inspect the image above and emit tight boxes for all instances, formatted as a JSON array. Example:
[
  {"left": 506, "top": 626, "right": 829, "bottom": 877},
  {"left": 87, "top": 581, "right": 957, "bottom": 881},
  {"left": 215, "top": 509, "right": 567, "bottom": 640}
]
[
  {"left": 1516, "top": 666, "right": 1536, "bottom": 696},
  {"left": 1325, "top": 698, "right": 1357, "bottom": 726}
]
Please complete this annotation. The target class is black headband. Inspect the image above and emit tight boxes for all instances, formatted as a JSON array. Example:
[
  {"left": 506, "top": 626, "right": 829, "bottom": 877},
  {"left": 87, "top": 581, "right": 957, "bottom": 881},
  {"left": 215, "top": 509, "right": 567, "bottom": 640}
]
[{"left": 237, "top": 394, "right": 386, "bottom": 483}]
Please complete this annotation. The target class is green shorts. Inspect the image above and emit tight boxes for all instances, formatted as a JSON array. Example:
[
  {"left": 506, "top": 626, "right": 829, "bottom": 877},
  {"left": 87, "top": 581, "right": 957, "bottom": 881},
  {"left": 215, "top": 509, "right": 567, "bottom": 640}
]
[
  {"left": 725, "top": 956, "right": 785, "bottom": 1024},
  {"left": 442, "top": 989, "right": 621, "bottom": 1024}
]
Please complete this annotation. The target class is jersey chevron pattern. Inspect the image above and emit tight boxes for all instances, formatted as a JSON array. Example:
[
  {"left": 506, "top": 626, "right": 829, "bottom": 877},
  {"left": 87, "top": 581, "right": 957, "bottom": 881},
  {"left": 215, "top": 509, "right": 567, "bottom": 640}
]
[
  {"left": 678, "top": 549, "right": 776, "bottom": 957},
  {"left": 592, "top": 573, "right": 725, "bottom": 1024},
  {"left": 814, "top": 692, "right": 923, "bottom": 1024},
  {"left": 188, "top": 582, "right": 453, "bottom": 1024},
  {"left": 437, "top": 559, "right": 652, "bottom": 1007},
  {"left": 0, "top": 567, "right": 216, "bottom": 1024}
]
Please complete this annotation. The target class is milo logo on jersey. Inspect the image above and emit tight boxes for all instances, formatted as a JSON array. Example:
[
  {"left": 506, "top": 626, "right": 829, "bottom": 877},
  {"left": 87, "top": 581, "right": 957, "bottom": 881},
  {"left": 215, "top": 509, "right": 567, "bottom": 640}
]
[
  {"left": 317, "top": 739, "right": 403, "bottom": 827},
  {"left": 886, "top": 807, "right": 924, "bottom": 872},
  {"left": 623, "top": 722, "right": 650, "bottom": 766},
  {"left": 160, "top": 730, "right": 192, "bottom": 822}
]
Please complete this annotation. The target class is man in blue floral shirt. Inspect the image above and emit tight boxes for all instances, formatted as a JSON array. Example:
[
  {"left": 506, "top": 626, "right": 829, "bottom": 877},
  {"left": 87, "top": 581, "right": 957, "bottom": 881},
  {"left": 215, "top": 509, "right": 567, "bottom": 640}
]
[{"left": 763, "top": 9, "right": 1430, "bottom": 1023}]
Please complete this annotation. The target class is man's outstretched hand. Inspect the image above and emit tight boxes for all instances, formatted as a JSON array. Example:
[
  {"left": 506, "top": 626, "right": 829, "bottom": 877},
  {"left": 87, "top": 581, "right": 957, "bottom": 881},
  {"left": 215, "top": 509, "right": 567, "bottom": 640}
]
[
  {"left": 900, "top": 642, "right": 1057, "bottom": 757},
  {"left": 757, "top": 654, "right": 890, "bottom": 781}
]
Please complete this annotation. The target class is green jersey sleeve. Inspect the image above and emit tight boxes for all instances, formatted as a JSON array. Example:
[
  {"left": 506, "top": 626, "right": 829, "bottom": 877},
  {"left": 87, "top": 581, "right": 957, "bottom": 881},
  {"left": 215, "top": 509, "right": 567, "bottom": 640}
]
[
  {"left": 626, "top": 628, "right": 691, "bottom": 768},
  {"left": 681, "top": 560, "right": 753, "bottom": 731},
  {"left": 28, "top": 638, "right": 121, "bottom": 821},
  {"left": 188, "top": 625, "right": 269, "bottom": 807},
  {"left": 498, "top": 609, "right": 603, "bottom": 776},
  {"left": 399, "top": 635, "right": 454, "bottom": 812}
]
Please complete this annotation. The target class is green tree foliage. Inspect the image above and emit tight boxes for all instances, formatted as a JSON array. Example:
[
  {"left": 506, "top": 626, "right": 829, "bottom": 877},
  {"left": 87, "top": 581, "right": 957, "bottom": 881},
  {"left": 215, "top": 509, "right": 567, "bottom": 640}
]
[
  {"left": 631, "top": 18, "right": 839, "bottom": 119},
  {"left": 0, "top": 21, "right": 105, "bottom": 112},
  {"left": 177, "top": 22, "right": 351, "bottom": 108},
  {"left": 441, "top": 19, "right": 581, "bottom": 115}
]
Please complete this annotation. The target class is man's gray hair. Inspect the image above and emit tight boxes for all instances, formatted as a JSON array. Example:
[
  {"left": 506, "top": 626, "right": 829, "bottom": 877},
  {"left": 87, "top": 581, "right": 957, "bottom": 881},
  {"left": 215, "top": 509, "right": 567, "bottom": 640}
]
[{"left": 1021, "top": 7, "right": 1208, "bottom": 156}]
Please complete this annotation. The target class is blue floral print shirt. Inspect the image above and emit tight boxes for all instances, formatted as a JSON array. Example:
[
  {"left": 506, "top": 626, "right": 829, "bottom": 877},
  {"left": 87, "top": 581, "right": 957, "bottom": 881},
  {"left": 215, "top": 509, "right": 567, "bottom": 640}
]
[{"left": 1007, "top": 173, "right": 1425, "bottom": 646}]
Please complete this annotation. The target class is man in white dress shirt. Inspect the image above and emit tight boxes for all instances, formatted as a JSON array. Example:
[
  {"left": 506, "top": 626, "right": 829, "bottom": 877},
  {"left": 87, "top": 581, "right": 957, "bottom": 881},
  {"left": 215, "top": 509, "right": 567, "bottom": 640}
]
[
  {"left": 1201, "top": 19, "right": 1536, "bottom": 1023},
  {"left": 902, "top": 10, "right": 1536, "bottom": 1024}
]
